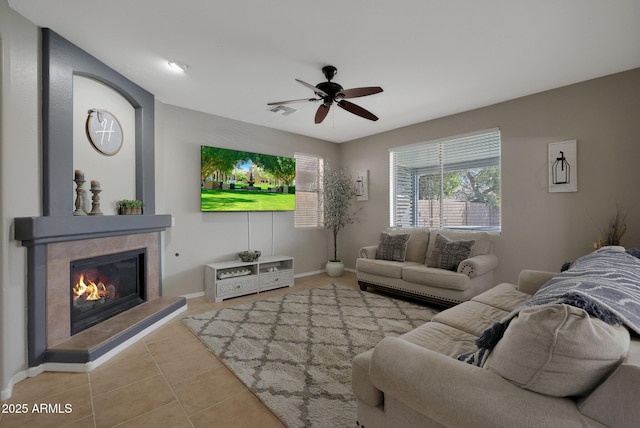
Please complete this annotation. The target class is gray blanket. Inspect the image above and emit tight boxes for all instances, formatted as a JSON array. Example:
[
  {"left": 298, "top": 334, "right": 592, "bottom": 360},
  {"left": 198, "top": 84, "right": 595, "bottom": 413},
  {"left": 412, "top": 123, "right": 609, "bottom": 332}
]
[{"left": 459, "top": 247, "right": 640, "bottom": 366}]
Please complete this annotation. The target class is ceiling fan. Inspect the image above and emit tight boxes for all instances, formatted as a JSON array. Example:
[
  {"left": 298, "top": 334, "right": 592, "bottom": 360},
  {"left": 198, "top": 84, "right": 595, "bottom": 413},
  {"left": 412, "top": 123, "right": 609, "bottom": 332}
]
[{"left": 267, "top": 65, "right": 383, "bottom": 124}]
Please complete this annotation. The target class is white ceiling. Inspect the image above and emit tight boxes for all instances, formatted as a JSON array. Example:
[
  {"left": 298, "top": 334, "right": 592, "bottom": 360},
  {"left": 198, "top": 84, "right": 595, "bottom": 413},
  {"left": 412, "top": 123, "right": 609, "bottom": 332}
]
[{"left": 9, "top": 0, "right": 640, "bottom": 143}]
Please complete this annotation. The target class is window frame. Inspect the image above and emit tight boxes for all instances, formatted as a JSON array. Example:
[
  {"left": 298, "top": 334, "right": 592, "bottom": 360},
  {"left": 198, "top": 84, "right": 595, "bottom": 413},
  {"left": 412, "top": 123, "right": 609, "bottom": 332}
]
[
  {"left": 389, "top": 128, "right": 501, "bottom": 231},
  {"left": 294, "top": 152, "right": 324, "bottom": 229}
]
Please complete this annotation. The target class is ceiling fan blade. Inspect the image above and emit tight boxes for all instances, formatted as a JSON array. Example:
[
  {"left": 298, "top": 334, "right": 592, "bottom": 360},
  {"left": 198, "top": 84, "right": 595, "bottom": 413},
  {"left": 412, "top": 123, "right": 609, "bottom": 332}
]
[
  {"left": 267, "top": 98, "right": 320, "bottom": 106},
  {"left": 315, "top": 104, "right": 330, "bottom": 124},
  {"left": 336, "top": 86, "right": 383, "bottom": 99},
  {"left": 337, "top": 100, "right": 379, "bottom": 121},
  {"left": 295, "top": 79, "right": 329, "bottom": 97}
]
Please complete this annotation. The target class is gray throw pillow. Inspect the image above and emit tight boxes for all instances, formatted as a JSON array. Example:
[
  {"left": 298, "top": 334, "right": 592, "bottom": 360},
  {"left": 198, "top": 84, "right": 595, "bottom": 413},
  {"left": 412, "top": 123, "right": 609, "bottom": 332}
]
[
  {"left": 376, "top": 233, "right": 410, "bottom": 262},
  {"left": 426, "top": 233, "right": 474, "bottom": 271}
]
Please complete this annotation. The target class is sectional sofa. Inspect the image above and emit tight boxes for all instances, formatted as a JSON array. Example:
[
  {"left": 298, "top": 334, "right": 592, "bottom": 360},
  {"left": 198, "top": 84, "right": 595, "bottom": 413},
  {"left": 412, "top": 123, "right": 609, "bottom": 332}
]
[{"left": 353, "top": 246, "right": 639, "bottom": 428}]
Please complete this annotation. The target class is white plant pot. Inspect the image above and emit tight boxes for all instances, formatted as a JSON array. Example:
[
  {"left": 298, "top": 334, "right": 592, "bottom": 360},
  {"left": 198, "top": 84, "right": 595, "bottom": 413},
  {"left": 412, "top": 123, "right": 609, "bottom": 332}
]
[{"left": 326, "top": 260, "right": 345, "bottom": 277}]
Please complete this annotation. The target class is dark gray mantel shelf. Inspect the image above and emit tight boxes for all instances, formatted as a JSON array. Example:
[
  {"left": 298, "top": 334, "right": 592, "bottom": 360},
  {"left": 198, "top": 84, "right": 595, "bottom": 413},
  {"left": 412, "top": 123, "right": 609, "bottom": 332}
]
[{"left": 14, "top": 214, "right": 172, "bottom": 246}]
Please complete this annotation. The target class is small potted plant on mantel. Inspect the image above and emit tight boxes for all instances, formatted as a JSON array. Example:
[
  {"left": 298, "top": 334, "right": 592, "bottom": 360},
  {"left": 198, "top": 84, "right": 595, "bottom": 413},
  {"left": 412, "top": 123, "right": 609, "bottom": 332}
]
[
  {"left": 116, "top": 199, "right": 144, "bottom": 215},
  {"left": 322, "top": 165, "right": 360, "bottom": 277}
]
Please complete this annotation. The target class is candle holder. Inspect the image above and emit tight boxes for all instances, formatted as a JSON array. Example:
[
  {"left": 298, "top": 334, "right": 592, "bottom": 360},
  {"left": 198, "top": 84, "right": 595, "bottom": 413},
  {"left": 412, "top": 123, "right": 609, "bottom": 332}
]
[
  {"left": 88, "top": 188, "right": 103, "bottom": 216},
  {"left": 73, "top": 178, "right": 87, "bottom": 216}
]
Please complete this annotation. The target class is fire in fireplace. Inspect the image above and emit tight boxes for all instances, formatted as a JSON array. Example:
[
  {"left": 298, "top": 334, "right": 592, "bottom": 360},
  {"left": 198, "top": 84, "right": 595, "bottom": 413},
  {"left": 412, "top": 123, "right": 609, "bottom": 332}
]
[
  {"left": 73, "top": 273, "right": 117, "bottom": 302},
  {"left": 70, "top": 248, "right": 147, "bottom": 335}
]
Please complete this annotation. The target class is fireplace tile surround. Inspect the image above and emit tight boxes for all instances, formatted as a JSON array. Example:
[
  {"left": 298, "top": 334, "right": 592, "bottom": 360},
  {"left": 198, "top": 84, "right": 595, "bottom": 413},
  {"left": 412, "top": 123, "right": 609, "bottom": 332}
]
[{"left": 46, "top": 233, "right": 159, "bottom": 347}]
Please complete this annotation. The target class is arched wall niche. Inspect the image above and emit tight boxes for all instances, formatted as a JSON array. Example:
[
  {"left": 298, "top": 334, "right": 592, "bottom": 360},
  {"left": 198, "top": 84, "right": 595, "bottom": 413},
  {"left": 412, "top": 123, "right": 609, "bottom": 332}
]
[{"left": 42, "top": 28, "right": 156, "bottom": 216}]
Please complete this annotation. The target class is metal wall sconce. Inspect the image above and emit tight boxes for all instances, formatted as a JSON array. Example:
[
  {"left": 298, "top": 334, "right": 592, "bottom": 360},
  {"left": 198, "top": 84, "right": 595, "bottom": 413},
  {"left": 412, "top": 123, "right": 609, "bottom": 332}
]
[
  {"left": 356, "top": 170, "right": 369, "bottom": 201},
  {"left": 549, "top": 140, "right": 577, "bottom": 193}
]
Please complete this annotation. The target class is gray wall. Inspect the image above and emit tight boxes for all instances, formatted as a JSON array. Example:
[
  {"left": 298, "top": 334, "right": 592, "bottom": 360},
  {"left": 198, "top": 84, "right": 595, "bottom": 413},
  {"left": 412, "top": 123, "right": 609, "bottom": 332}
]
[
  {"left": 0, "top": 0, "right": 40, "bottom": 399},
  {"left": 339, "top": 68, "right": 640, "bottom": 285}
]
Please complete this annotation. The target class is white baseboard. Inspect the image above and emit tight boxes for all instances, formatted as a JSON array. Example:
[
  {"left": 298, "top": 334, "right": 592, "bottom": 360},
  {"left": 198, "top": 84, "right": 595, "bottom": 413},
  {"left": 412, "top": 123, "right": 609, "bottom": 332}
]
[
  {"left": 294, "top": 269, "right": 325, "bottom": 278},
  {"left": 180, "top": 290, "right": 205, "bottom": 299}
]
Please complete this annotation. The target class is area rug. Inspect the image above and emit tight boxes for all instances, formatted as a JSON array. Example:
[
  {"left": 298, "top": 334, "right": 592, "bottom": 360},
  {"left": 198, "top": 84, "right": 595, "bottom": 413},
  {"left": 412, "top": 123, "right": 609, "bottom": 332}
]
[{"left": 182, "top": 284, "right": 439, "bottom": 427}]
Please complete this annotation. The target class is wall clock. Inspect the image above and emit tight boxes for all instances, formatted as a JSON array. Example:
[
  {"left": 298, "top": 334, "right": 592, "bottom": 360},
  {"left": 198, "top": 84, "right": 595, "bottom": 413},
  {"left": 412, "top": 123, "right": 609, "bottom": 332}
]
[{"left": 86, "top": 109, "right": 123, "bottom": 155}]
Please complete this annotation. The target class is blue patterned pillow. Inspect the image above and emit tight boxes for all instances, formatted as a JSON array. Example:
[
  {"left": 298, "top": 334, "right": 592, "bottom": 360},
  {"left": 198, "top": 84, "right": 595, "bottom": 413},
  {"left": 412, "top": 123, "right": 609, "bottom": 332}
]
[
  {"left": 427, "top": 233, "right": 475, "bottom": 271},
  {"left": 376, "top": 233, "right": 410, "bottom": 262}
]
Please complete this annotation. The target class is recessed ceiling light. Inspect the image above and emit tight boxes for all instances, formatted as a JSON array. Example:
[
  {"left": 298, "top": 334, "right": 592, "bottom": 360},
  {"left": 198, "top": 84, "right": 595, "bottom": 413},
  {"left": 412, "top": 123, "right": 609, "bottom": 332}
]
[{"left": 168, "top": 61, "right": 189, "bottom": 73}]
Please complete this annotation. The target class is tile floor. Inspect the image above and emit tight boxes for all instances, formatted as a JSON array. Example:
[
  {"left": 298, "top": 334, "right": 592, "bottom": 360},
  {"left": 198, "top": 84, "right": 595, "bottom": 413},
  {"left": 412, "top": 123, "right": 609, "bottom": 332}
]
[{"left": 0, "top": 272, "right": 359, "bottom": 428}]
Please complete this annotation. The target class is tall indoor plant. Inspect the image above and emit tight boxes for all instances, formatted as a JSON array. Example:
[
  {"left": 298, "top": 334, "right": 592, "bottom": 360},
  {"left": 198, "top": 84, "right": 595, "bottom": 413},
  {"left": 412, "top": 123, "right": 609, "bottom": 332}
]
[{"left": 322, "top": 165, "right": 360, "bottom": 277}]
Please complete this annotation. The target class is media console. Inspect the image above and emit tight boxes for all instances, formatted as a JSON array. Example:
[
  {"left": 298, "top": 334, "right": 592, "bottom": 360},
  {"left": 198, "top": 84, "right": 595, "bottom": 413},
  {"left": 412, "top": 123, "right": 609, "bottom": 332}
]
[{"left": 205, "top": 256, "right": 294, "bottom": 302}]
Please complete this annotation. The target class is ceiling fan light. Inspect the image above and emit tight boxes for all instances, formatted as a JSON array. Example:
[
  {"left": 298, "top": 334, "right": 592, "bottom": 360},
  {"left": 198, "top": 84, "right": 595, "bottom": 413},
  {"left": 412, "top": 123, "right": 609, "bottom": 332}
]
[{"left": 168, "top": 61, "right": 189, "bottom": 73}]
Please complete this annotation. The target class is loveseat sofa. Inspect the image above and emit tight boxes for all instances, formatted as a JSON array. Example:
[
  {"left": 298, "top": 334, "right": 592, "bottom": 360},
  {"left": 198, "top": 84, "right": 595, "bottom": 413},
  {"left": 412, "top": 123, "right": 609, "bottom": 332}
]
[
  {"left": 357, "top": 228, "right": 498, "bottom": 306},
  {"left": 352, "top": 246, "right": 639, "bottom": 428}
]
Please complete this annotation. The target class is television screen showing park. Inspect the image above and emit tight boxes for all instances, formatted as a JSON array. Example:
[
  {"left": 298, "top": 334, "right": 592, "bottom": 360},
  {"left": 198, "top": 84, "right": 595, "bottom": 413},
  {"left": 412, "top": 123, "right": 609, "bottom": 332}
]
[{"left": 201, "top": 146, "right": 296, "bottom": 212}]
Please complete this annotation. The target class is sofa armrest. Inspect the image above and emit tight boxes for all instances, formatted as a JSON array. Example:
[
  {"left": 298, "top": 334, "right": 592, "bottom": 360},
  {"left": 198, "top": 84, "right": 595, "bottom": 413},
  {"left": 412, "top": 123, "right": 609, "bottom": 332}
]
[
  {"left": 578, "top": 362, "right": 640, "bottom": 428},
  {"left": 517, "top": 269, "right": 557, "bottom": 294},
  {"left": 457, "top": 253, "right": 498, "bottom": 278},
  {"left": 359, "top": 245, "right": 378, "bottom": 259},
  {"left": 370, "top": 337, "right": 598, "bottom": 428}
]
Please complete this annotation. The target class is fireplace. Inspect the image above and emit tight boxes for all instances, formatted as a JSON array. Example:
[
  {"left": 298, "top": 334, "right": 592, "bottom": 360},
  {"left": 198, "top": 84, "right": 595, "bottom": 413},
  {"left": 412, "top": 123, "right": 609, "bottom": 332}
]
[
  {"left": 70, "top": 249, "right": 146, "bottom": 335},
  {"left": 13, "top": 224, "right": 186, "bottom": 366}
]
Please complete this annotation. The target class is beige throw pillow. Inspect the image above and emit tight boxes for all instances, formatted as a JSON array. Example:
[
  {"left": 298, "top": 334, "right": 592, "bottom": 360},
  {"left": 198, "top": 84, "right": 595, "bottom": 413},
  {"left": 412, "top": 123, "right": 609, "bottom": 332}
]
[{"left": 485, "top": 304, "right": 630, "bottom": 397}]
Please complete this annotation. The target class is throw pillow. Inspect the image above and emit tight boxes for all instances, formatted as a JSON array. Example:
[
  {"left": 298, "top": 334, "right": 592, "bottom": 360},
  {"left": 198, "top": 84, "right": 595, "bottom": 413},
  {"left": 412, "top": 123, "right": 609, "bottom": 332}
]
[
  {"left": 375, "top": 233, "right": 410, "bottom": 262},
  {"left": 426, "top": 233, "right": 474, "bottom": 271},
  {"left": 484, "top": 304, "right": 630, "bottom": 398}
]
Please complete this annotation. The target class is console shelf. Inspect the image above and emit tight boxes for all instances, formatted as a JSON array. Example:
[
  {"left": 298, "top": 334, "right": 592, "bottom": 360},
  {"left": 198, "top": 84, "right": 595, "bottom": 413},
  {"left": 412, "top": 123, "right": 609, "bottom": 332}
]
[{"left": 205, "top": 256, "right": 294, "bottom": 302}]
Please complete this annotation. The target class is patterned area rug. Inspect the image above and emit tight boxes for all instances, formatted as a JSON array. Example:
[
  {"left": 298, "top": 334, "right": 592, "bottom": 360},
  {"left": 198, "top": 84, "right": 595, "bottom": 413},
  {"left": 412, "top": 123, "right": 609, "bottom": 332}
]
[{"left": 182, "top": 284, "right": 438, "bottom": 427}]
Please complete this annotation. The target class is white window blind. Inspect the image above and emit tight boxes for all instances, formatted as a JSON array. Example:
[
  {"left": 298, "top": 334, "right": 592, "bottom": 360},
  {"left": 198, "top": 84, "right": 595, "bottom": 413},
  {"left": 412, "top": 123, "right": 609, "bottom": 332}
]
[
  {"left": 295, "top": 153, "right": 324, "bottom": 228},
  {"left": 390, "top": 129, "right": 501, "bottom": 231}
]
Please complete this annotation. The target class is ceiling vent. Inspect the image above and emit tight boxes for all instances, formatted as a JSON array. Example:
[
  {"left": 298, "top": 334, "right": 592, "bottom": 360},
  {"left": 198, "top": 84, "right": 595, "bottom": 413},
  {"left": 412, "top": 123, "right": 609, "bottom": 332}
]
[{"left": 268, "top": 105, "right": 297, "bottom": 116}]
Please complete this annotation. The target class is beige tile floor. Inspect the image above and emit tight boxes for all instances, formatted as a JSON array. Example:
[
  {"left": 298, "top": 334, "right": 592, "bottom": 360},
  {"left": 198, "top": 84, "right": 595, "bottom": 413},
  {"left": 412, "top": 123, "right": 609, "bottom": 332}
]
[{"left": 0, "top": 272, "right": 359, "bottom": 428}]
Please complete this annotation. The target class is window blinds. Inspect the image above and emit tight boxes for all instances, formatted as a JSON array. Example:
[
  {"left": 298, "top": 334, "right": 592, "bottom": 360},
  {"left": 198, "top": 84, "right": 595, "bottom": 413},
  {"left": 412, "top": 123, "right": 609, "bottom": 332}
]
[
  {"left": 390, "top": 129, "right": 501, "bottom": 230},
  {"left": 294, "top": 153, "right": 324, "bottom": 228}
]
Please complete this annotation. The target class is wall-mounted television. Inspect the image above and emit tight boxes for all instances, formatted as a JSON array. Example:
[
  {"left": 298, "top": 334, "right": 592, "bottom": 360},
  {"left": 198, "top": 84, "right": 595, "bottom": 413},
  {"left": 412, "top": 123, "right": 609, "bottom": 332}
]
[{"left": 201, "top": 146, "right": 296, "bottom": 212}]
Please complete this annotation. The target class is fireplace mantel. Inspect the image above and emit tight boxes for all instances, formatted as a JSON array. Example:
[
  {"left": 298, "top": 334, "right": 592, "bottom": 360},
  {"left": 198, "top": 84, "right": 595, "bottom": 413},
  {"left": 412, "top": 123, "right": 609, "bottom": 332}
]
[{"left": 14, "top": 214, "right": 172, "bottom": 246}]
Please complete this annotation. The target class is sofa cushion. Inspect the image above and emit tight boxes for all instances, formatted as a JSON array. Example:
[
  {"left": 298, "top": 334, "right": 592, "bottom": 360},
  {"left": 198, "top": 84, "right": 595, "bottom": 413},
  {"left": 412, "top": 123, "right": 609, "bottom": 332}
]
[
  {"left": 432, "top": 300, "right": 510, "bottom": 336},
  {"left": 356, "top": 258, "right": 419, "bottom": 279},
  {"left": 427, "top": 229, "right": 492, "bottom": 260},
  {"left": 485, "top": 303, "right": 631, "bottom": 398},
  {"left": 376, "top": 233, "right": 410, "bottom": 262},
  {"left": 471, "top": 283, "right": 531, "bottom": 312},
  {"left": 401, "top": 265, "right": 469, "bottom": 291},
  {"left": 384, "top": 228, "right": 430, "bottom": 263},
  {"left": 400, "top": 321, "right": 479, "bottom": 358},
  {"left": 426, "top": 234, "right": 474, "bottom": 271}
]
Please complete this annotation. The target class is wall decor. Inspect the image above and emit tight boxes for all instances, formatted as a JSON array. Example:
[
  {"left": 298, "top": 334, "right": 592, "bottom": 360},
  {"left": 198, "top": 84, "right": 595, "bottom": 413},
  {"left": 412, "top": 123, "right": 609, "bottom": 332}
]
[
  {"left": 86, "top": 108, "right": 124, "bottom": 155},
  {"left": 549, "top": 140, "right": 577, "bottom": 193},
  {"left": 356, "top": 169, "right": 369, "bottom": 201}
]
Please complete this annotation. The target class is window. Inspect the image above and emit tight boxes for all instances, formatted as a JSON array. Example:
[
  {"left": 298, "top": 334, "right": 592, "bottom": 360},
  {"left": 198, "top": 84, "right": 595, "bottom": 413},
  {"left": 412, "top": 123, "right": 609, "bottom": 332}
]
[
  {"left": 295, "top": 153, "right": 324, "bottom": 228},
  {"left": 389, "top": 129, "right": 501, "bottom": 231}
]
